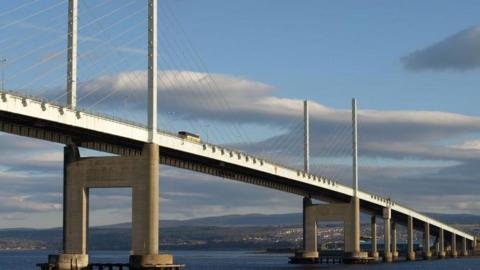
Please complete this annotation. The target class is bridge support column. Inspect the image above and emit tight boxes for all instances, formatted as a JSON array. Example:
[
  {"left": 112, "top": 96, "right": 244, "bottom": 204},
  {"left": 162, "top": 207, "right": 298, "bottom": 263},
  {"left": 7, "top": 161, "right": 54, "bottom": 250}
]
[
  {"left": 47, "top": 143, "right": 179, "bottom": 270},
  {"left": 439, "top": 229, "right": 446, "bottom": 258},
  {"left": 343, "top": 197, "right": 369, "bottom": 263},
  {"left": 462, "top": 238, "right": 468, "bottom": 256},
  {"left": 290, "top": 198, "right": 368, "bottom": 264},
  {"left": 383, "top": 208, "right": 392, "bottom": 262},
  {"left": 423, "top": 223, "right": 432, "bottom": 259},
  {"left": 370, "top": 216, "right": 379, "bottom": 260},
  {"left": 129, "top": 143, "right": 173, "bottom": 269},
  {"left": 391, "top": 222, "right": 398, "bottom": 260},
  {"left": 451, "top": 233, "right": 457, "bottom": 258},
  {"left": 407, "top": 216, "right": 415, "bottom": 261},
  {"left": 301, "top": 197, "right": 319, "bottom": 262},
  {"left": 290, "top": 197, "right": 318, "bottom": 263},
  {"left": 48, "top": 144, "right": 88, "bottom": 270}
]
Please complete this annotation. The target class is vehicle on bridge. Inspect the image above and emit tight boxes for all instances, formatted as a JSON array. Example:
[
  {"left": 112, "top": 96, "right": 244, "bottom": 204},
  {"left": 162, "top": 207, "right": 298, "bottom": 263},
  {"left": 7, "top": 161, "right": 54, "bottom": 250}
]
[{"left": 178, "top": 131, "right": 201, "bottom": 143}]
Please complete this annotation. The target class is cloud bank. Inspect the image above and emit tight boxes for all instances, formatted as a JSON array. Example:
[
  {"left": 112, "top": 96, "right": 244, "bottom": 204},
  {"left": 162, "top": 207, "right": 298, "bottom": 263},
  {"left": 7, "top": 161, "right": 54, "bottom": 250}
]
[
  {"left": 402, "top": 26, "right": 480, "bottom": 71},
  {"left": 3, "top": 69, "right": 480, "bottom": 228}
]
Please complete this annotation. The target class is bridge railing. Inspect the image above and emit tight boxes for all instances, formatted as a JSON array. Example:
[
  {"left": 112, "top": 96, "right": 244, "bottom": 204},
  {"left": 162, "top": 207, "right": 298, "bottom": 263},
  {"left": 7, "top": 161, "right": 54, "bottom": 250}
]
[{"left": 0, "top": 89, "right": 149, "bottom": 129}]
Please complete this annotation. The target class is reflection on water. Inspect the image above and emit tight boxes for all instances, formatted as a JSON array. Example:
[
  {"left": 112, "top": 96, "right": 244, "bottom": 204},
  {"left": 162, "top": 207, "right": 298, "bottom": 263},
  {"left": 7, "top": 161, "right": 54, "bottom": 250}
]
[{"left": 1, "top": 250, "right": 479, "bottom": 270}]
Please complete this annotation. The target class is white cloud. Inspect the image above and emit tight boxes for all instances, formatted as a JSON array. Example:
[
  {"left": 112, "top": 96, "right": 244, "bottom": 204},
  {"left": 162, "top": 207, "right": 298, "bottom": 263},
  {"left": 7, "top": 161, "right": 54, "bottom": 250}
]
[
  {"left": 451, "top": 139, "right": 480, "bottom": 151},
  {"left": 4, "top": 70, "right": 480, "bottom": 227}
]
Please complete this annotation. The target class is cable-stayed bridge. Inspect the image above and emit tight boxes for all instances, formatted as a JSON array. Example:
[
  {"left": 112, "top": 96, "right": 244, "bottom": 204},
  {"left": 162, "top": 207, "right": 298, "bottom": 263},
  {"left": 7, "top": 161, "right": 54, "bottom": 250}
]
[{"left": 0, "top": 1, "right": 477, "bottom": 269}]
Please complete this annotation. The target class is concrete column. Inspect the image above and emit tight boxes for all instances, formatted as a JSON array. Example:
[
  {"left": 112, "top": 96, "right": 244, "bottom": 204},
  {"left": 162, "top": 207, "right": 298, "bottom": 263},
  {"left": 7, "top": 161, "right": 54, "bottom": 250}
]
[
  {"left": 462, "top": 238, "right": 468, "bottom": 256},
  {"left": 54, "top": 144, "right": 88, "bottom": 269},
  {"left": 407, "top": 216, "right": 415, "bottom": 261},
  {"left": 290, "top": 197, "right": 318, "bottom": 263},
  {"left": 131, "top": 143, "right": 159, "bottom": 256},
  {"left": 346, "top": 197, "right": 362, "bottom": 255},
  {"left": 439, "top": 229, "right": 446, "bottom": 258},
  {"left": 391, "top": 222, "right": 398, "bottom": 260},
  {"left": 370, "top": 216, "right": 379, "bottom": 260},
  {"left": 383, "top": 208, "right": 392, "bottom": 262},
  {"left": 451, "top": 233, "right": 457, "bottom": 258},
  {"left": 62, "top": 145, "right": 80, "bottom": 252},
  {"left": 64, "top": 150, "right": 88, "bottom": 252},
  {"left": 302, "top": 197, "right": 318, "bottom": 258},
  {"left": 423, "top": 223, "right": 432, "bottom": 259},
  {"left": 49, "top": 143, "right": 175, "bottom": 269}
]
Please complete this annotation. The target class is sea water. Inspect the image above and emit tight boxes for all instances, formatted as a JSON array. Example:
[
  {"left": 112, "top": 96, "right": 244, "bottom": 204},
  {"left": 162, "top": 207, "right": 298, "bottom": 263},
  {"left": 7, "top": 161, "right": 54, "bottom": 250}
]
[{"left": 1, "top": 250, "right": 479, "bottom": 270}]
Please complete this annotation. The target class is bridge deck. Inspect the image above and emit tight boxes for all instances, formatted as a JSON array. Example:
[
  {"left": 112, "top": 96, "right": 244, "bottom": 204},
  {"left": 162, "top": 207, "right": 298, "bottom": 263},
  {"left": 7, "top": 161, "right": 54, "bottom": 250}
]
[{"left": 0, "top": 90, "right": 474, "bottom": 240}]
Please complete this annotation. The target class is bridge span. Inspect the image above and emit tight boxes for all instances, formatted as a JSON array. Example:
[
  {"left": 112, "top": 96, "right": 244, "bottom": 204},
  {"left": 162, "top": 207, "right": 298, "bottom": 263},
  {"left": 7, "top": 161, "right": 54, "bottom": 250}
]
[
  {"left": 1, "top": 0, "right": 478, "bottom": 269},
  {"left": 0, "top": 89, "right": 477, "bottom": 268}
]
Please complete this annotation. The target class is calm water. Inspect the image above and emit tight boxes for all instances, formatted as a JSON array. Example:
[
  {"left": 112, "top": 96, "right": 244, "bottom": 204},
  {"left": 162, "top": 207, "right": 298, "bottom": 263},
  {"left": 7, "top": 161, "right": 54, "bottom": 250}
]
[{"left": 1, "top": 250, "right": 479, "bottom": 270}]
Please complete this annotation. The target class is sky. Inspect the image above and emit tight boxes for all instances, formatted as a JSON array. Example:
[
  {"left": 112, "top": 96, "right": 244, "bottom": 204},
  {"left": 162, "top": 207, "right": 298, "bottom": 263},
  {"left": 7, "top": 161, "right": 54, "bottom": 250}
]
[{"left": 1, "top": 0, "right": 480, "bottom": 229}]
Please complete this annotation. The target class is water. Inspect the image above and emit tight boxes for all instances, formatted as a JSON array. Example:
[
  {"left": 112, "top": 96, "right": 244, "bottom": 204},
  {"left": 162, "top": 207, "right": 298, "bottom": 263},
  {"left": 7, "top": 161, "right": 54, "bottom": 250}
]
[{"left": 1, "top": 250, "right": 479, "bottom": 270}]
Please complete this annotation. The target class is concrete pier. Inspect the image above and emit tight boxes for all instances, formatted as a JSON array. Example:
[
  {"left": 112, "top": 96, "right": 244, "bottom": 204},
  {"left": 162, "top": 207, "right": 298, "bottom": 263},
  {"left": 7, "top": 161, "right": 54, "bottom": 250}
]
[
  {"left": 290, "top": 197, "right": 319, "bottom": 263},
  {"left": 391, "top": 222, "right": 398, "bottom": 260},
  {"left": 301, "top": 197, "right": 319, "bottom": 262},
  {"left": 423, "top": 223, "right": 432, "bottom": 259},
  {"left": 370, "top": 216, "right": 379, "bottom": 260},
  {"left": 47, "top": 143, "right": 179, "bottom": 270},
  {"left": 462, "top": 237, "right": 468, "bottom": 256},
  {"left": 49, "top": 144, "right": 88, "bottom": 269},
  {"left": 383, "top": 208, "right": 392, "bottom": 262},
  {"left": 407, "top": 216, "right": 415, "bottom": 261},
  {"left": 439, "top": 229, "right": 446, "bottom": 258},
  {"left": 290, "top": 197, "right": 368, "bottom": 264},
  {"left": 451, "top": 233, "right": 458, "bottom": 258},
  {"left": 343, "top": 197, "right": 369, "bottom": 263}
]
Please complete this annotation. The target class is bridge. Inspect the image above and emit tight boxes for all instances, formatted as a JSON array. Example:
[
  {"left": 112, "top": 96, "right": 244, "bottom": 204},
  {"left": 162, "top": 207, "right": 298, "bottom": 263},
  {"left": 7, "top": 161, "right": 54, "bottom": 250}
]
[{"left": 0, "top": 1, "right": 478, "bottom": 269}]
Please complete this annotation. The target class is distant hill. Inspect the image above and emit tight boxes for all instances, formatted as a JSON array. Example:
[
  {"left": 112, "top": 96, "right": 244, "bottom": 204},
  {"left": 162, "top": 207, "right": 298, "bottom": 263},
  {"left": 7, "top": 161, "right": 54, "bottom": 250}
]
[
  {"left": 100, "top": 212, "right": 480, "bottom": 229},
  {"left": 2, "top": 212, "right": 479, "bottom": 232},
  {"left": 423, "top": 213, "right": 480, "bottom": 225},
  {"left": 0, "top": 212, "right": 478, "bottom": 251},
  {"left": 99, "top": 213, "right": 302, "bottom": 229}
]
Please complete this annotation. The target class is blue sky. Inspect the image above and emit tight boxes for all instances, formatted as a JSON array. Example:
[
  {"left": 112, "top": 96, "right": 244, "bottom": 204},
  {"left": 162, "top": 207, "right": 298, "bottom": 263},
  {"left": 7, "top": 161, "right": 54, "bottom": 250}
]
[
  {"left": 2, "top": 0, "right": 480, "bottom": 228},
  {"left": 170, "top": 0, "right": 480, "bottom": 113}
]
